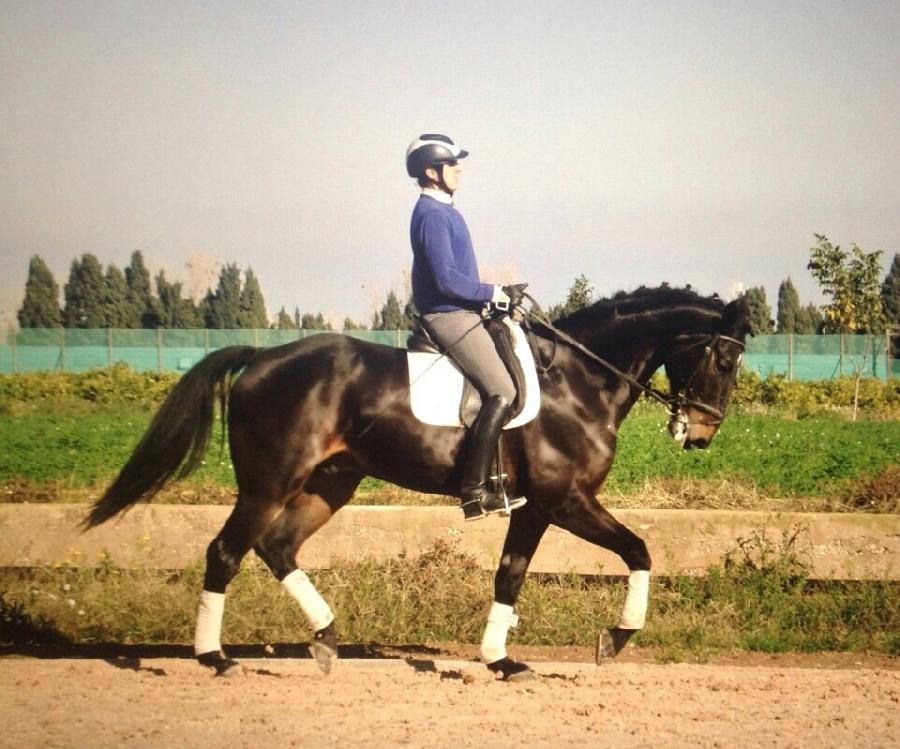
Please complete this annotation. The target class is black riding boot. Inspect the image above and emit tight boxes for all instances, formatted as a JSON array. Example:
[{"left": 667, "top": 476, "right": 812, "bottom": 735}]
[{"left": 459, "top": 395, "right": 525, "bottom": 521}]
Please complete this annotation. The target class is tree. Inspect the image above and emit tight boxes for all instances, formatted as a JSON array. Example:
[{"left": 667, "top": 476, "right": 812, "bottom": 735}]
[
  {"left": 299, "top": 312, "right": 332, "bottom": 330},
  {"left": 742, "top": 286, "right": 774, "bottom": 335},
  {"left": 63, "top": 254, "right": 106, "bottom": 328},
  {"left": 125, "top": 251, "right": 161, "bottom": 328},
  {"left": 342, "top": 317, "right": 366, "bottom": 331},
  {"left": 548, "top": 274, "right": 593, "bottom": 320},
  {"left": 775, "top": 277, "right": 801, "bottom": 333},
  {"left": 18, "top": 255, "right": 61, "bottom": 328},
  {"left": 882, "top": 253, "right": 900, "bottom": 328},
  {"left": 372, "top": 291, "right": 412, "bottom": 330},
  {"left": 238, "top": 267, "right": 268, "bottom": 329},
  {"left": 274, "top": 307, "right": 297, "bottom": 329},
  {"left": 102, "top": 264, "right": 132, "bottom": 328},
  {"left": 807, "top": 234, "right": 885, "bottom": 333},
  {"left": 204, "top": 263, "right": 242, "bottom": 328},
  {"left": 156, "top": 270, "right": 200, "bottom": 328},
  {"left": 795, "top": 303, "right": 823, "bottom": 335}
]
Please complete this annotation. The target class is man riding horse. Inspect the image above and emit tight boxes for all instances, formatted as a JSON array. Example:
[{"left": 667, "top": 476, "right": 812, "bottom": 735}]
[{"left": 406, "top": 133, "right": 528, "bottom": 521}]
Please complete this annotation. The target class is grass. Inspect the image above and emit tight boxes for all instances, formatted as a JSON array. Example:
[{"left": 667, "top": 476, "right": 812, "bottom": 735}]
[
  {"left": 2, "top": 538, "right": 897, "bottom": 657},
  {"left": 1, "top": 402, "right": 897, "bottom": 507}
]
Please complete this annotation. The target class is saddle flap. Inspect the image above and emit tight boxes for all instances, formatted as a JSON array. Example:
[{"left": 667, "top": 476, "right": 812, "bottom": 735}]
[{"left": 408, "top": 319, "right": 541, "bottom": 429}]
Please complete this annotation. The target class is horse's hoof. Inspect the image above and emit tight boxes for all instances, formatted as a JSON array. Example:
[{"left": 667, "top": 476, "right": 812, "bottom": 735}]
[
  {"left": 197, "top": 650, "right": 244, "bottom": 677},
  {"left": 595, "top": 627, "right": 635, "bottom": 663},
  {"left": 486, "top": 657, "right": 537, "bottom": 682},
  {"left": 310, "top": 623, "right": 338, "bottom": 674}
]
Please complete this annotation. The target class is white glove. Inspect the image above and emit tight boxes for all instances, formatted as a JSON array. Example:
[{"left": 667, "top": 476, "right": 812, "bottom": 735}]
[{"left": 491, "top": 285, "right": 511, "bottom": 311}]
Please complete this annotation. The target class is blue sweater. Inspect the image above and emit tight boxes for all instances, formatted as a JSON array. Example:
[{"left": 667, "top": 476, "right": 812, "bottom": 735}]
[{"left": 410, "top": 195, "right": 495, "bottom": 313}]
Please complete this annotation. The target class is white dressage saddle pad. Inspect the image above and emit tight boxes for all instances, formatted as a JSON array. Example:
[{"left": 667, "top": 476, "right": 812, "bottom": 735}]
[{"left": 406, "top": 319, "right": 541, "bottom": 429}]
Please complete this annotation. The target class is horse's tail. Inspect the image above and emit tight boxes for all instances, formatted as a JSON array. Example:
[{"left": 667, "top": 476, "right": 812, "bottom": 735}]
[{"left": 84, "top": 346, "right": 258, "bottom": 529}]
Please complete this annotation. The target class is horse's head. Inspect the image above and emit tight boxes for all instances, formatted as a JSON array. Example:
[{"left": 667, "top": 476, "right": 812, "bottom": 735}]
[{"left": 663, "top": 297, "right": 751, "bottom": 449}]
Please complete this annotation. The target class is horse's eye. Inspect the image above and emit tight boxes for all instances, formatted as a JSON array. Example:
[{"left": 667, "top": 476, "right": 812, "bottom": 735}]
[{"left": 715, "top": 357, "right": 732, "bottom": 374}]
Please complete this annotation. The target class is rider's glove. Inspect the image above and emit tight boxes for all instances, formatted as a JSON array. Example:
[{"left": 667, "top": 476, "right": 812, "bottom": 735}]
[
  {"left": 502, "top": 283, "right": 528, "bottom": 307},
  {"left": 490, "top": 285, "right": 512, "bottom": 311}
]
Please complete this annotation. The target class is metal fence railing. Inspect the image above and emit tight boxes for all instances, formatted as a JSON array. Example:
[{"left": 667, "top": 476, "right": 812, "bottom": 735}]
[{"left": 1, "top": 328, "right": 896, "bottom": 380}]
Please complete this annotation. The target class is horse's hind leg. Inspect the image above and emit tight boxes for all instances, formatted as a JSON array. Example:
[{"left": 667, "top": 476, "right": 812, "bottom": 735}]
[
  {"left": 195, "top": 496, "right": 282, "bottom": 676},
  {"left": 254, "top": 469, "right": 362, "bottom": 674}
]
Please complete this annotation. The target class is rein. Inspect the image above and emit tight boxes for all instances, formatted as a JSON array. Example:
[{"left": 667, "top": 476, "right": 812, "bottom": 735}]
[{"left": 520, "top": 293, "right": 745, "bottom": 423}]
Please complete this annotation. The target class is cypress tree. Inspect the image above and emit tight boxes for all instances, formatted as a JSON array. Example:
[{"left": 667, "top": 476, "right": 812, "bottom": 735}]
[
  {"left": 373, "top": 291, "right": 404, "bottom": 330},
  {"left": 742, "top": 286, "right": 774, "bottom": 335},
  {"left": 63, "top": 254, "right": 106, "bottom": 328},
  {"left": 204, "top": 263, "right": 242, "bottom": 328},
  {"left": 776, "top": 277, "right": 801, "bottom": 333},
  {"left": 796, "top": 303, "right": 823, "bottom": 334},
  {"left": 125, "top": 250, "right": 162, "bottom": 327},
  {"left": 102, "top": 264, "right": 132, "bottom": 328},
  {"left": 18, "top": 255, "right": 61, "bottom": 328},
  {"left": 882, "top": 253, "right": 900, "bottom": 327},
  {"left": 238, "top": 267, "right": 268, "bottom": 328},
  {"left": 275, "top": 307, "right": 297, "bottom": 329},
  {"left": 156, "top": 270, "right": 200, "bottom": 329}
]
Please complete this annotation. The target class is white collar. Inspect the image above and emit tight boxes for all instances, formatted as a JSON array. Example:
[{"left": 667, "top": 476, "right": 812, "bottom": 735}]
[{"left": 421, "top": 187, "right": 454, "bottom": 205}]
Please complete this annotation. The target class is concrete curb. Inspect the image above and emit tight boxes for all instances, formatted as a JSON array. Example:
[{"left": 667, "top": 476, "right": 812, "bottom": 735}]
[{"left": 1, "top": 504, "right": 897, "bottom": 579}]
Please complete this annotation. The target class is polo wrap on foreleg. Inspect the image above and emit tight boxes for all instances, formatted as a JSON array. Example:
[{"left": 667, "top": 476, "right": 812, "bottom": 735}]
[
  {"left": 480, "top": 601, "right": 519, "bottom": 663},
  {"left": 281, "top": 569, "right": 335, "bottom": 631},
  {"left": 194, "top": 590, "right": 225, "bottom": 656},
  {"left": 617, "top": 570, "right": 650, "bottom": 629}
]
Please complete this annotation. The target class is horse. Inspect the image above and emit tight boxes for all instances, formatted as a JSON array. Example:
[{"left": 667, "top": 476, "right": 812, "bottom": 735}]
[{"left": 85, "top": 285, "right": 750, "bottom": 680}]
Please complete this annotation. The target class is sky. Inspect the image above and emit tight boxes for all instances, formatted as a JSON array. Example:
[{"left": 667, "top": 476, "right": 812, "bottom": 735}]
[{"left": 2, "top": 0, "right": 899, "bottom": 329}]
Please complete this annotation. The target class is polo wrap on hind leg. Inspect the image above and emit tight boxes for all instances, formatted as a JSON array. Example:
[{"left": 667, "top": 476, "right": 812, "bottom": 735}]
[
  {"left": 617, "top": 570, "right": 650, "bottom": 629},
  {"left": 194, "top": 590, "right": 225, "bottom": 655},
  {"left": 480, "top": 601, "right": 519, "bottom": 663},
  {"left": 281, "top": 569, "right": 334, "bottom": 631}
]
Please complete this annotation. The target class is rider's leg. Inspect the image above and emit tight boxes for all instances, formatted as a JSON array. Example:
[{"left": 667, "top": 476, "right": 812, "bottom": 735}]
[{"left": 423, "top": 310, "right": 523, "bottom": 520}]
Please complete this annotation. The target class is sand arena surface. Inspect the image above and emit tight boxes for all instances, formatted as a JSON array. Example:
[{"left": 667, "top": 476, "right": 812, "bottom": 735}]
[{"left": 1, "top": 652, "right": 897, "bottom": 748}]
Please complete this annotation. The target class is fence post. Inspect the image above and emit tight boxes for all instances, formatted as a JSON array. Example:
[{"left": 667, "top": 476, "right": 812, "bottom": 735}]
[
  {"left": 59, "top": 328, "right": 65, "bottom": 372},
  {"left": 887, "top": 328, "right": 893, "bottom": 381},
  {"left": 839, "top": 333, "right": 844, "bottom": 376},
  {"left": 107, "top": 328, "right": 113, "bottom": 368},
  {"left": 11, "top": 329, "right": 17, "bottom": 374},
  {"left": 788, "top": 333, "right": 794, "bottom": 381}
]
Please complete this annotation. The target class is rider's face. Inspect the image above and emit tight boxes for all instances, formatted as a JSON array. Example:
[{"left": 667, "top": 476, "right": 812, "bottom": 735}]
[
  {"left": 440, "top": 161, "right": 461, "bottom": 193},
  {"left": 425, "top": 161, "right": 461, "bottom": 195}
]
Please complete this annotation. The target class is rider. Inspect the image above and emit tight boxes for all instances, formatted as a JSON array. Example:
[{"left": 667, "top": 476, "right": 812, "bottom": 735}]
[{"left": 406, "top": 133, "right": 527, "bottom": 521}]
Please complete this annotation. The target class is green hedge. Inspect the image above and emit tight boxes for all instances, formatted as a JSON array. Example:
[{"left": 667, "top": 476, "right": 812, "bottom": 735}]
[{"left": 2, "top": 364, "right": 898, "bottom": 417}]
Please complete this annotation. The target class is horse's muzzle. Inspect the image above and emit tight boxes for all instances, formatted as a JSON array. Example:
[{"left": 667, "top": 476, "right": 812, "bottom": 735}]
[{"left": 668, "top": 407, "right": 719, "bottom": 450}]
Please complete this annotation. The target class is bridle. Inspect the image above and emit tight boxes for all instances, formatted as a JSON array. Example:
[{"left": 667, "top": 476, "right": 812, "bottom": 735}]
[
  {"left": 520, "top": 295, "right": 745, "bottom": 427},
  {"left": 665, "top": 333, "right": 746, "bottom": 426}
]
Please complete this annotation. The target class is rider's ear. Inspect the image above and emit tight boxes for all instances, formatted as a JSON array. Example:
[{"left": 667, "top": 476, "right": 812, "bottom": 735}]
[{"left": 723, "top": 298, "right": 752, "bottom": 338}]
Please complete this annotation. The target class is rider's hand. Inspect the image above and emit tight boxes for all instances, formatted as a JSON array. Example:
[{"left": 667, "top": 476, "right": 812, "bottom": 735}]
[
  {"left": 491, "top": 285, "right": 511, "bottom": 311},
  {"left": 502, "top": 283, "right": 528, "bottom": 306}
]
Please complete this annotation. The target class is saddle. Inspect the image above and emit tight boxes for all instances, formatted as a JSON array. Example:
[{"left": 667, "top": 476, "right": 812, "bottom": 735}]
[{"left": 406, "top": 315, "right": 541, "bottom": 429}]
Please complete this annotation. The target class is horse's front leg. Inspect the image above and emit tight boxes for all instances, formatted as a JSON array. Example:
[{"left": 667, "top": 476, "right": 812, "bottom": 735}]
[
  {"left": 482, "top": 502, "right": 548, "bottom": 681},
  {"left": 548, "top": 491, "right": 652, "bottom": 662}
]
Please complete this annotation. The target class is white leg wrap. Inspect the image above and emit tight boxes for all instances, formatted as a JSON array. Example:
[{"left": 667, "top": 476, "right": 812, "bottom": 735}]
[
  {"left": 617, "top": 570, "right": 650, "bottom": 630},
  {"left": 480, "top": 602, "right": 519, "bottom": 663},
  {"left": 194, "top": 590, "right": 225, "bottom": 656},
  {"left": 281, "top": 569, "right": 334, "bottom": 632}
]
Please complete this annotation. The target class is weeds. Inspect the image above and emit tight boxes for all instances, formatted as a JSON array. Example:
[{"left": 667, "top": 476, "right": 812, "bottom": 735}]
[{"left": 2, "top": 538, "right": 897, "bottom": 656}]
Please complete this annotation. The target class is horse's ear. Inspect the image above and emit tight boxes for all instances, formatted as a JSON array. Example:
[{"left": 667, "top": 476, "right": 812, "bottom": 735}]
[{"left": 723, "top": 297, "right": 753, "bottom": 338}]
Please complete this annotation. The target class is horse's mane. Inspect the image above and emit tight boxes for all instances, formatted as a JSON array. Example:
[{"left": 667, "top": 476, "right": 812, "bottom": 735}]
[{"left": 554, "top": 285, "right": 727, "bottom": 340}]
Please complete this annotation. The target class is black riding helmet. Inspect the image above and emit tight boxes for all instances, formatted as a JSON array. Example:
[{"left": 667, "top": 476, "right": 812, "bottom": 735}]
[{"left": 405, "top": 134, "right": 469, "bottom": 178}]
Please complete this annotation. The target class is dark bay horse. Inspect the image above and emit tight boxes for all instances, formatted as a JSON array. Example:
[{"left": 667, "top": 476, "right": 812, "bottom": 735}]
[{"left": 86, "top": 286, "right": 750, "bottom": 680}]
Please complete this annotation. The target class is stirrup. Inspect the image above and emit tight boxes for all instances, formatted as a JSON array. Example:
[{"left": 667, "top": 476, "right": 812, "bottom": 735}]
[
  {"left": 461, "top": 497, "right": 487, "bottom": 522},
  {"left": 481, "top": 492, "right": 527, "bottom": 516}
]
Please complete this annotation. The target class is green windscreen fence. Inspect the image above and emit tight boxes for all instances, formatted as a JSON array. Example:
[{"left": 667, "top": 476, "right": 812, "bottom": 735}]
[{"left": 1, "top": 328, "right": 896, "bottom": 380}]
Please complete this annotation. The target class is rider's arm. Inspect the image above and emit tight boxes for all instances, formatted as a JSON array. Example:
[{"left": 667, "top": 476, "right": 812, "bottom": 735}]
[{"left": 418, "top": 211, "right": 496, "bottom": 305}]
